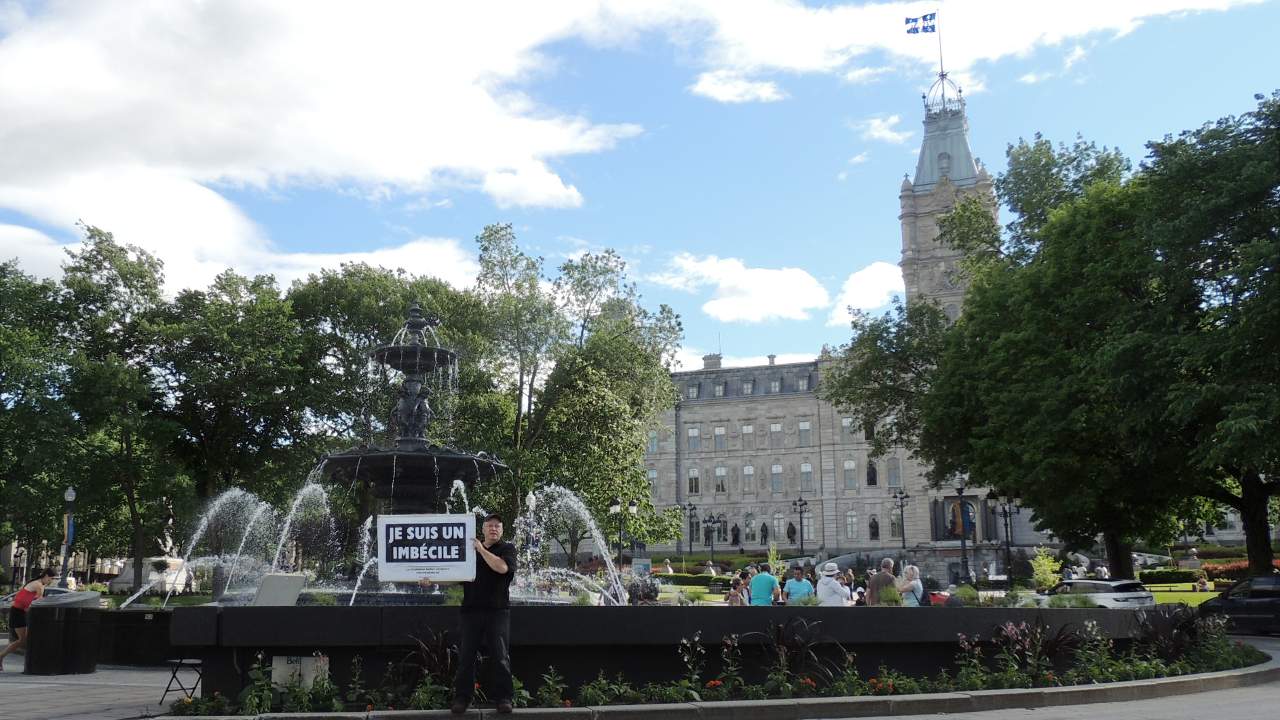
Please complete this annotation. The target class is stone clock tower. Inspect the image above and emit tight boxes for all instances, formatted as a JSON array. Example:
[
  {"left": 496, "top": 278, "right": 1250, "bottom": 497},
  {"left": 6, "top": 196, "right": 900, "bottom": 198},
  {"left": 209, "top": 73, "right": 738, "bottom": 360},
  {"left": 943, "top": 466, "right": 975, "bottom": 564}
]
[{"left": 899, "top": 73, "right": 996, "bottom": 318}]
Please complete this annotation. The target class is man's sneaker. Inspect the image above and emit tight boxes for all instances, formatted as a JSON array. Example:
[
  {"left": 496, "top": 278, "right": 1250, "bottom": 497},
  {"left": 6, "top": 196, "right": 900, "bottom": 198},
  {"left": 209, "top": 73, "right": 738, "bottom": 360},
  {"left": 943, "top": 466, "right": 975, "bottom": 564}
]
[
  {"left": 497, "top": 700, "right": 514, "bottom": 714},
  {"left": 450, "top": 698, "right": 469, "bottom": 714}
]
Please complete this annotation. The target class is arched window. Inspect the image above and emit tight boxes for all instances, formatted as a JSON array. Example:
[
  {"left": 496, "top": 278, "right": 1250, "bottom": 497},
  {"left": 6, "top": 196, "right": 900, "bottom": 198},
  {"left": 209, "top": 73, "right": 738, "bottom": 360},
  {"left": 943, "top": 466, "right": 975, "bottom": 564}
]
[
  {"left": 717, "top": 516, "right": 728, "bottom": 542},
  {"left": 772, "top": 512, "right": 785, "bottom": 542},
  {"left": 890, "top": 507, "right": 903, "bottom": 538},
  {"left": 845, "top": 510, "right": 858, "bottom": 539},
  {"left": 887, "top": 457, "right": 901, "bottom": 487},
  {"left": 868, "top": 514, "right": 880, "bottom": 541},
  {"left": 744, "top": 513, "right": 756, "bottom": 541}
]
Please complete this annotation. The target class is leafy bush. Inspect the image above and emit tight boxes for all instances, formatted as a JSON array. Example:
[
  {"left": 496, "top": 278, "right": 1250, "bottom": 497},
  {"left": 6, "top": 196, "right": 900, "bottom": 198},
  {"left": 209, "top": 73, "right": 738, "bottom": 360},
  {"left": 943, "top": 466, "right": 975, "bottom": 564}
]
[
  {"left": 1030, "top": 547, "right": 1061, "bottom": 591},
  {"left": 535, "top": 667, "right": 568, "bottom": 708},
  {"left": 677, "top": 588, "right": 707, "bottom": 605},
  {"left": 1201, "top": 559, "right": 1280, "bottom": 580},
  {"left": 577, "top": 671, "right": 640, "bottom": 706},
  {"left": 953, "top": 584, "right": 980, "bottom": 605},
  {"left": 1138, "top": 569, "right": 1205, "bottom": 584},
  {"left": 878, "top": 585, "right": 902, "bottom": 606}
]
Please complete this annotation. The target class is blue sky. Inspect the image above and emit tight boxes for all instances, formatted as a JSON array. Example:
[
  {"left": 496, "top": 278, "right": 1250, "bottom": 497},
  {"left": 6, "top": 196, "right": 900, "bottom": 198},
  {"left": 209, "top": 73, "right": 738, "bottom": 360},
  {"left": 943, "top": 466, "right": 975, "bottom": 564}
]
[{"left": 1, "top": 1, "right": 1276, "bottom": 368}]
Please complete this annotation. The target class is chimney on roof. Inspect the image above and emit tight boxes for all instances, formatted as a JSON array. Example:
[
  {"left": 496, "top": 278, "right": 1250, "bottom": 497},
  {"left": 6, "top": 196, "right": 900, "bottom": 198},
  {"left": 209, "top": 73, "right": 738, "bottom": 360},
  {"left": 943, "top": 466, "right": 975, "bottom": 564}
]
[
  {"left": 767, "top": 354, "right": 776, "bottom": 366},
  {"left": 702, "top": 353, "right": 722, "bottom": 370}
]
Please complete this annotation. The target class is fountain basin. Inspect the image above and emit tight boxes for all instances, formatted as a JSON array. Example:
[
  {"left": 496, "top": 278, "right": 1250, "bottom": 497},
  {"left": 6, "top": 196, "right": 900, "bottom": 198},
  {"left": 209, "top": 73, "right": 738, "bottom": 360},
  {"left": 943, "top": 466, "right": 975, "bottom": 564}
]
[
  {"left": 322, "top": 446, "right": 506, "bottom": 513},
  {"left": 172, "top": 605, "right": 1142, "bottom": 700},
  {"left": 370, "top": 343, "right": 457, "bottom": 374}
]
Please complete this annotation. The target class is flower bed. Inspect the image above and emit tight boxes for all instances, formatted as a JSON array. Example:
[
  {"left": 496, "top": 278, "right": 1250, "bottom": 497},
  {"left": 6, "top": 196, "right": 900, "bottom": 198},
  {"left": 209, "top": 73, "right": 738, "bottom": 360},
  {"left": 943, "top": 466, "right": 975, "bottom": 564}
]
[
  {"left": 1200, "top": 559, "right": 1280, "bottom": 581},
  {"left": 167, "top": 606, "right": 1265, "bottom": 715}
]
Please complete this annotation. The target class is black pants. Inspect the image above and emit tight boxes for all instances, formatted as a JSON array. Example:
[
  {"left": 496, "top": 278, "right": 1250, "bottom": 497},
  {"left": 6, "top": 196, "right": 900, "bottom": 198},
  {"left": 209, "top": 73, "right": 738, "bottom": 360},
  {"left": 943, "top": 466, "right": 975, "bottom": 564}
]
[{"left": 453, "top": 609, "right": 512, "bottom": 702}]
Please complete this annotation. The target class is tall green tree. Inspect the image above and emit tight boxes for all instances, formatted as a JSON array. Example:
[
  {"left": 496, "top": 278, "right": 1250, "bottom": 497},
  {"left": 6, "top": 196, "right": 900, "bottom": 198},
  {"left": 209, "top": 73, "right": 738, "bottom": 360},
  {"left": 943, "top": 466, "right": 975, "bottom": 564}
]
[{"left": 59, "top": 227, "right": 177, "bottom": 590}]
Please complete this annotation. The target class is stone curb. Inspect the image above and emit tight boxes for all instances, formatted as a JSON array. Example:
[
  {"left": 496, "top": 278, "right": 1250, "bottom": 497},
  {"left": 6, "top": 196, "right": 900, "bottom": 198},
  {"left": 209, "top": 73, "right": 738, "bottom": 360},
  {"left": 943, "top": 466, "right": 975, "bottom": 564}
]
[{"left": 179, "top": 649, "right": 1280, "bottom": 720}]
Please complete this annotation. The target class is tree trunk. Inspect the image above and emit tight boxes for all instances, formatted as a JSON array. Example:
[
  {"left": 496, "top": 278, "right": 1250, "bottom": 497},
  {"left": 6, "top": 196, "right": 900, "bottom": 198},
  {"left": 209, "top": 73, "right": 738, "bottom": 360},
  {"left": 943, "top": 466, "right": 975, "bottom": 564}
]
[
  {"left": 1102, "top": 532, "right": 1134, "bottom": 580},
  {"left": 1239, "top": 471, "right": 1275, "bottom": 576}
]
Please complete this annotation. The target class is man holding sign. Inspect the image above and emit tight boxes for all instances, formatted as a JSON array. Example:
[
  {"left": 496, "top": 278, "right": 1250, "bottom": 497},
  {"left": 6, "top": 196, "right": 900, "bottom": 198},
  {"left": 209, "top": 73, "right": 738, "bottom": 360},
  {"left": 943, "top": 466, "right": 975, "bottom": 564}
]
[{"left": 428, "top": 513, "right": 517, "bottom": 715}]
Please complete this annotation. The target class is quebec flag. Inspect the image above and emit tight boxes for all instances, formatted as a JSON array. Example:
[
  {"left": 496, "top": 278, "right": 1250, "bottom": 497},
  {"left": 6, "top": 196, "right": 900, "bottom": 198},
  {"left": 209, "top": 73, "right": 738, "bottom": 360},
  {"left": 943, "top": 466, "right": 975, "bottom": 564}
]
[{"left": 905, "top": 12, "right": 937, "bottom": 34}]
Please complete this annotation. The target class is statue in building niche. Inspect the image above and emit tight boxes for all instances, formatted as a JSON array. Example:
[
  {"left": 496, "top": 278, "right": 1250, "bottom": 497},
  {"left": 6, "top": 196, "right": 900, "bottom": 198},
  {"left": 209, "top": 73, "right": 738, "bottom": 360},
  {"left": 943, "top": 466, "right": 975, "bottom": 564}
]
[
  {"left": 730, "top": 524, "right": 740, "bottom": 546},
  {"left": 786, "top": 522, "right": 797, "bottom": 544}
]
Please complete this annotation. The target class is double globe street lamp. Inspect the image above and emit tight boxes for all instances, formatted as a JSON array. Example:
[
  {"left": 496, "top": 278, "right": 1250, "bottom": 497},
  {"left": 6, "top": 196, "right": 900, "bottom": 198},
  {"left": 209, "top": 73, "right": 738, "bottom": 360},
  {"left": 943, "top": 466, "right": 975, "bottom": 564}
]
[
  {"left": 609, "top": 497, "right": 638, "bottom": 570},
  {"left": 59, "top": 486, "right": 77, "bottom": 588},
  {"left": 891, "top": 489, "right": 911, "bottom": 550},
  {"left": 791, "top": 497, "right": 809, "bottom": 556},
  {"left": 987, "top": 491, "right": 1021, "bottom": 585}
]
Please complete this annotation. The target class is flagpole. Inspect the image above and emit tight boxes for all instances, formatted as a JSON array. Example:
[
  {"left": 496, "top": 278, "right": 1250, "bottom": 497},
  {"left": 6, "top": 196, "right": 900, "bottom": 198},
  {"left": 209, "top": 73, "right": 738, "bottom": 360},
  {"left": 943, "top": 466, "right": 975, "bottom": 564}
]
[{"left": 936, "top": 11, "right": 945, "bottom": 108}]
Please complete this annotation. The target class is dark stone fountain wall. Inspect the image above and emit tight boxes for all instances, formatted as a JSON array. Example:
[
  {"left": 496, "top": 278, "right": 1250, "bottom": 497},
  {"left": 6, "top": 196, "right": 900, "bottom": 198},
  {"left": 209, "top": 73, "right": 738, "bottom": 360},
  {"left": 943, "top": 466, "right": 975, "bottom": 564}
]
[{"left": 172, "top": 605, "right": 1140, "bottom": 698}]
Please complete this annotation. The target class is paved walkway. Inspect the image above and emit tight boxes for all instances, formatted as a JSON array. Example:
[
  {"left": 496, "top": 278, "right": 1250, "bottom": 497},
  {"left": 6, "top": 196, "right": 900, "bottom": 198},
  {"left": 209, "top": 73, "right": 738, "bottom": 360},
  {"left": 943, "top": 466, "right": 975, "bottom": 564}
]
[{"left": 0, "top": 654, "right": 178, "bottom": 720}]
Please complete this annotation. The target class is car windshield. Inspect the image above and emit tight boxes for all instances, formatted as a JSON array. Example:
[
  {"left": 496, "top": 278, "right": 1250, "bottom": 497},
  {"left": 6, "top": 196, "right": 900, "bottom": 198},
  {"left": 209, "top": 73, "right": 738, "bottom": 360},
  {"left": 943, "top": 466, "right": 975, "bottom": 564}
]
[{"left": 1113, "top": 582, "right": 1145, "bottom": 593}]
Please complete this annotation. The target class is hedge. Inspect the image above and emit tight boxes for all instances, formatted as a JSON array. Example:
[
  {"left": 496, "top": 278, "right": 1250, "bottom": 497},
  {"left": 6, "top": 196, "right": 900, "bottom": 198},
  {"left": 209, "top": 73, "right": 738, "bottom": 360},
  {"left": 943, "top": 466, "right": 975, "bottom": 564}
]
[
  {"left": 1201, "top": 559, "right": 1280, "bottom": 581},
  {"left": 1138, "top": 568, "right": 1205, "bottom": 584},
  {"left": 653, "top": 572, "right": 714, "bottom": 587}
]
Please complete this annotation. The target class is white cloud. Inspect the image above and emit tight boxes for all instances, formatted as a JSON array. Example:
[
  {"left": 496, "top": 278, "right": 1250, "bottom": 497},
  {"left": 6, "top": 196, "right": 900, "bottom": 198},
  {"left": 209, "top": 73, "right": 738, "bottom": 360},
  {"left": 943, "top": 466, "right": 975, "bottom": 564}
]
[
  {"left": 0, "top": 223, "right": 63, "bottom": 279},
  {"left": 1019, "top": 72, "right": 1050, "bottom": 84},
  {"left": 844, "top": 66, "right": 894, "bottom": 84},
  {"left": 649, "top": 253, "right": 830, "bottom": 323},
  {"left": 673, "top": 346, "right": 816, "bottom": 371},
  {"left": 1063, "top": 44, "right": 1087, "bottom": 70},
  {"left": 826, "top": 261, "right": 904, "bottom": 326},
  {"left": 689, "top": 70, "right": 786, "bottom": 103},
  {"left": 836, "top": 171, "right": 849, "bottom": 182},
  {"left": 848, "top": 152, "right": 870, "bottom": 165},
  {"left": 0, "top": 0, "right": 1261, "bottom": 288},
  {"left": 855, "top": 115, "right": 913, "bottom": 144}
]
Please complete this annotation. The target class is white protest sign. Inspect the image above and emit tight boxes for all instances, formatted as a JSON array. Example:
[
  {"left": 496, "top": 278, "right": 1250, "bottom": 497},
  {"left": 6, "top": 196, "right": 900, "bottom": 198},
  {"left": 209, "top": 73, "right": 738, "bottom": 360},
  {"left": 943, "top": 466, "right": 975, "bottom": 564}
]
[{"left": 376, "top": 514, "right": 475, "bottom": 582}]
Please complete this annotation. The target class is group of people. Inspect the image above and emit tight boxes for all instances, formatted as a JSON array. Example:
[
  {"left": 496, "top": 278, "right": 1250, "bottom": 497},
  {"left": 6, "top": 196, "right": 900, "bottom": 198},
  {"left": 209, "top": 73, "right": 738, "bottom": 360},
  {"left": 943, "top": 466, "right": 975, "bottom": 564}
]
[{"left": 719, "top": 557, "right": 928, "bottom": 607}]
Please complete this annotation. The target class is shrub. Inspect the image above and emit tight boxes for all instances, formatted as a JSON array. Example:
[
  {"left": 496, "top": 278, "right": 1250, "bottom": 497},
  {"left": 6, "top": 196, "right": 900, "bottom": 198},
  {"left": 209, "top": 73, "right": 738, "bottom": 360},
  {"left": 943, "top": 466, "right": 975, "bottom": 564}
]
[
  {"left": 1030, "top": 547, "right": 1060, "bottom": 591},
  {"left": 878, "top": 585, "right": 902, "bottom": 606},
  {"left": 953, "top": 584, "right": 980, "bottom": 605},
  {"left": 1138, "top": 569, "right": 1205, "bottom": 584},
  {"left": 653, "top": 572, "right": 713, "bottom": 587},
  {"left": 1201, "top": 559, "right": 1280, "bottom": 581},
  {"left": 677, "top": 588, "right": 707, "bottom": 605},
  {"left": 535, "top": 667, "right": 567, "bottom": 708}
]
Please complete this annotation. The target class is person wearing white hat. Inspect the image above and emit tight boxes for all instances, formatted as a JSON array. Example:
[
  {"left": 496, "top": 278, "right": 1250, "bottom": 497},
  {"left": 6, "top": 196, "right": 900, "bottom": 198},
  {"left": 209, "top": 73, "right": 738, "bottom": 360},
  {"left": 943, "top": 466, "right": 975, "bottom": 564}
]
[{"left": 816, "top": 562, "right": 851, "bottom": 607}]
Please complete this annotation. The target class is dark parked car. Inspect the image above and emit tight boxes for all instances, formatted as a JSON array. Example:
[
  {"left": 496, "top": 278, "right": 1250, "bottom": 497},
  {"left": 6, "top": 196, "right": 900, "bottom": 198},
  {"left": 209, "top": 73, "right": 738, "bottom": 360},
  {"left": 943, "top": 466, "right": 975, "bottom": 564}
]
[{"left": 1199, "top": 576, "right": 1280, "bottom": 634}]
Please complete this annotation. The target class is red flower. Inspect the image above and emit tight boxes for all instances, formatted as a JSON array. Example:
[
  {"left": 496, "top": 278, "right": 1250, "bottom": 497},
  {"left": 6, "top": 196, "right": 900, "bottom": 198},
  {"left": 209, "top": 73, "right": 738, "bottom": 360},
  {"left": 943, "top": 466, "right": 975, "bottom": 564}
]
[
  {"left": 705, "top": 679, "right": 724, "bottom": 688},
  {"left": 799, "top": 677, "right": 816, "bottom": 688},
  {"left": 562, "top": 699, "right": 573, "bottom": 707}
]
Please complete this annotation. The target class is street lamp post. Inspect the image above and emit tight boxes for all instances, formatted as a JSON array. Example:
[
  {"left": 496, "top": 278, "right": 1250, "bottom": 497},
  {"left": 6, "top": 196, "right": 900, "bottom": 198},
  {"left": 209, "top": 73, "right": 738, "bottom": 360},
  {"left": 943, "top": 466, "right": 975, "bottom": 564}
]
[
  {"left": 11, "top": 548, "right": 25, "bottom": 591},
  {"left": 609, "top": 498, "right": 638, "bottom": 570},
  {"left": 59, "top": 486, "right": 77, "bottom": 588},
  {"left": 685, "top": 502, "right": 698, "bottom": 555},
  {"left": 987, "top": 491, "right": 1021, "bottom": 586},
  {"left": 954, "top": 480, "right": 971, "bottom": 584},
  {"left": 791, "top": 497, "right": 809, "bottom": 556},
  {"left": 891, "top": 489, "right": 911, "bottom": 550},
  {"left": 703, "top": 511, "right": 724, "bottom": 564}
]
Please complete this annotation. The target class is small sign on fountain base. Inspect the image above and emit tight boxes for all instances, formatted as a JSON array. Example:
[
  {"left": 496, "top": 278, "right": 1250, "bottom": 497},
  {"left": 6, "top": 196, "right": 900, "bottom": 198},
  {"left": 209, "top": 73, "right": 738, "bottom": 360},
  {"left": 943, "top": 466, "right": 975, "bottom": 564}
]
[{"left": 377, "top": 514, "right": 476, "bottom": 582}]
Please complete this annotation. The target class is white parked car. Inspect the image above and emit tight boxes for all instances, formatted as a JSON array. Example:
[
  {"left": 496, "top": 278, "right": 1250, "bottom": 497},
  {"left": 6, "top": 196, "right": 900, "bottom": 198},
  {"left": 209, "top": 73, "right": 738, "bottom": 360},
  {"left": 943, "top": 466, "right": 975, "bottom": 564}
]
[{"left": 1037, "top": 579, "right": 1155, "bottom": 609}]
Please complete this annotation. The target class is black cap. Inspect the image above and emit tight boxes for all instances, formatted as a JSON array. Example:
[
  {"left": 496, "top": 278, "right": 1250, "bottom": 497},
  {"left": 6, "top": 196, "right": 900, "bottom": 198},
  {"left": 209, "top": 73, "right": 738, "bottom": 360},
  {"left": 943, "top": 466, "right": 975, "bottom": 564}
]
[{"left": 482, "top": 513, "right": 503, "bottom": 524}]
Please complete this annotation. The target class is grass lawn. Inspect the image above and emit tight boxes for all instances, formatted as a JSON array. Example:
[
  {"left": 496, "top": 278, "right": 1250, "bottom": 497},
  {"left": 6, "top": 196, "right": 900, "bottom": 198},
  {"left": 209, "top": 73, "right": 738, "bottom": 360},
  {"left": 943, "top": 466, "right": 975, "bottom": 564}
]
[
  {"left": 1153, "top": 591, "right": 1216, "bottom": 607},
  {"left": 657, "top": 586, "right": 726, "bottom": 604}
]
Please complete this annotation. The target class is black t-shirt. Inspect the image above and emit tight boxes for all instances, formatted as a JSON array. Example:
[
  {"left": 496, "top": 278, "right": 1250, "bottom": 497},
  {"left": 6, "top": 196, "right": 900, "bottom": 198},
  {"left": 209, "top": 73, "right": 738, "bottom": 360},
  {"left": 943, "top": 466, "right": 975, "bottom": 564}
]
[{"left": 461, "top": 540, "right": 517, "bottom": 612}]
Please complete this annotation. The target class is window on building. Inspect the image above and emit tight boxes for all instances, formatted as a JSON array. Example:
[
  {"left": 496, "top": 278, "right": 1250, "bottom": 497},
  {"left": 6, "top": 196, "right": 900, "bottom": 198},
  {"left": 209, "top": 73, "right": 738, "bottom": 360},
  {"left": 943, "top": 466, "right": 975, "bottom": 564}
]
[
  {"left": 687, "top": 468, "right": 700, "bottom": 495},
  {"left": 717, "top": 517, "right": 728, "bottom": 542},
  {"left": 798, "top": 420, "right": 811, "bottom": 447},
  {"left": 647, "top": 430, "right": 658, "bottom": 453},
  {"left": 714, "top": 426, "right": 726, "bottom": 450},
  {"left": 845, "top": 510, "right": 858, "bottom": 539},
  {"left": 742, "top": 379, "right": 754, "bottom": 395},
  {"left": 864, "top": 422, "right": 876, "bottom": 441},
  {"left": 841, "top": 416, "right": 854, "bottom": 437},
  {"left": 770, "top": 464, "right": 783, "bottom": 493},
  {"left": 772, "top": 512, "right": 785, "bottom": 542},
  {"left": 843, "top": 460, "right": 857, "bottom": 490},
  {"left": 797, "top": 376, "right": 809, "bottom": 392},
  {"left": 741, "top": 424, "right": 754, "bottom": 449},
  {"left": 769, "top": 422, "right": 783, "bottom": 448},
  {"left": 687, "top": 384, "right": 700, "bottom": 400},
  {"left": 714, "top": 465, "right": 727, "bottom": 493},
  {"left": 802, "top": 513, "right": 814, "bottom": 541},
  {"left": 770, "top": 379, "right": 781, "bottom": 393},
  {"left": 689, "top": 516, "right": 700, "bottom": 545},
  {"left": 866, "top": 461, "right": 878, "bottom": 487},
  {"left": 742, "top": 465, "right": 755, "bottom": 494},
  {"left": 646, "top": 468, "right": 657, "bottom": 491},
  {"left": 890, "top": 508, "right": 903, "bottom": 538},
  {"left": 887, "top": 457, "right": 901, "bottom": 487},
  {"left": 714, "top": 382, "right": 725, "bottom": 398},
  {"left": 745, "top": 513, "right": 757, "bottom": 541},
  {"left": 869, "top": 515, "right": 880, "bottom": 541},
  {"left": 800, "top": 462, "right": 813, "bottom": 491},
  {"left": 687, "top": 427, "right": 700, "bottom": 451}
]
